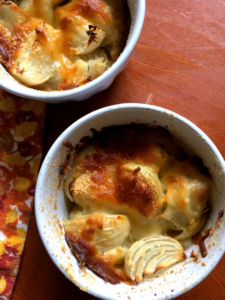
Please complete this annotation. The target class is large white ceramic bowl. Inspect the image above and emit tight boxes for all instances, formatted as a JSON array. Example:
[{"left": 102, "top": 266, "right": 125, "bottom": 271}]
[
  {"left": 0, "top": 0, "right": 145, "bottom": 103},
  {"left": 35, "top": 104, "right": 225, "bottom": 300}
]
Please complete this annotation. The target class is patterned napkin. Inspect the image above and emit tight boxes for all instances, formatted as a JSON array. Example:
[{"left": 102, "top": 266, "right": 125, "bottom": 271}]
[{"left": 0, "top": 89, "right": 46, "bottom": 299}]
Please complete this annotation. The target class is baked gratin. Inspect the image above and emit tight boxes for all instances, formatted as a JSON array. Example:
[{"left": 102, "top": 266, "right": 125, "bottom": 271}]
[
  {"left": 0, "top": 0, "right": 130, "bottom": 91},
  {"left": 61, "top": 125, "right": 212, "bottom": 284}
]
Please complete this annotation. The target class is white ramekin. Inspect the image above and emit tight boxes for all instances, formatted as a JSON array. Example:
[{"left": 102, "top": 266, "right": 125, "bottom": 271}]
[
  {"left": 0, "top": 0, "right": 145, "bottom": 103},
  {"left": 35, "top": 104, "right": 225, "bottom": 300}
]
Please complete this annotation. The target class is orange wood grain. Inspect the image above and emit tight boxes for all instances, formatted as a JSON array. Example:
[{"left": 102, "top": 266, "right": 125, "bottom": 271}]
[{"left": 11, "top": 0, "right": 225, "bottom": 299}]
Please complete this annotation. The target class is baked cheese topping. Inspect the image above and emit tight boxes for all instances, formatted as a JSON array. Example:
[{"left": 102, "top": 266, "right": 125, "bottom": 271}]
[
  {"left": 0, "top": 0, "right": 130, "bottom": 91},
  {"left": 62, "top": 125, "right": 212, "bottom": 283}
]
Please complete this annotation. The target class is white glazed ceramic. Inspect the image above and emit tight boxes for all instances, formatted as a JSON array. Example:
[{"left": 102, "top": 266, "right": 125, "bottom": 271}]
[
  {"left": 35, "top": 104, "right": 225, "bottom": 300},
  {"left": 0, "top": 0, "right": 145, "bottom": 103}
]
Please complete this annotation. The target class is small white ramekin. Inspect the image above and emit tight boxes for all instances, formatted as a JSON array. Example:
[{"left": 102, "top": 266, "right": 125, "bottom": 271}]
[
  {"left": 0, "top": 0, "right": 145, "bottom": 103},
  {"left": 35, "top": 104, "right": 225, "bottom": 300}
]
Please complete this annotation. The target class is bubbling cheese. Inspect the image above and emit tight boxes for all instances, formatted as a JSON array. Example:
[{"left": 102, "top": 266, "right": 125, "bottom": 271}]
[
  {"left": 0, "top": 0, "right": 130, "bottom": 91},
  {"left": 62, "top": 125, "right": 212, "bottom": 284}
]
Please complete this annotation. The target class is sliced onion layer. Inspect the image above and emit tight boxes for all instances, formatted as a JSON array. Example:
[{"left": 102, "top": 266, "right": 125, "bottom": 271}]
[
  {"left": 125, "top": 235, "right": 186, "bottom": 283},
  {"left": 63, "top": 212, "right": 131, "bottom": 253}
]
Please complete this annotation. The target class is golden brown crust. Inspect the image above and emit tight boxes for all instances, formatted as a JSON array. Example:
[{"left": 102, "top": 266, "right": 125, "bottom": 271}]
[
  {"left": 71, "top": 125, "right": 167, "bottom": 217},
  {"left": 65, "top": 232, "right": 122, "bottom": 284},
  {"left": 67, "top": 0, "right": 111, "bottom": 22},
  {"left": 64, "top": 212, "right": 131, "bottom": 284},
  {"left": 114, "top": 165, "right": 158, "bottom": 217}
]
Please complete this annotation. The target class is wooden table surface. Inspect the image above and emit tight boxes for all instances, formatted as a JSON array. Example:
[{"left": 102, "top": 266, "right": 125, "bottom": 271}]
[{"left": 11, "top": 0, "right": 225, "bottom": 299}]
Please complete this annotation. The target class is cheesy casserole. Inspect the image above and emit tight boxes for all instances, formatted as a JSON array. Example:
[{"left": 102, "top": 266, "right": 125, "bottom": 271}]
[
  {"left": 62, "top": 125, "right": 212, "bottom": 284},
  {"left": 0, "top": 0, "right": 130, "bottom": 91}
]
